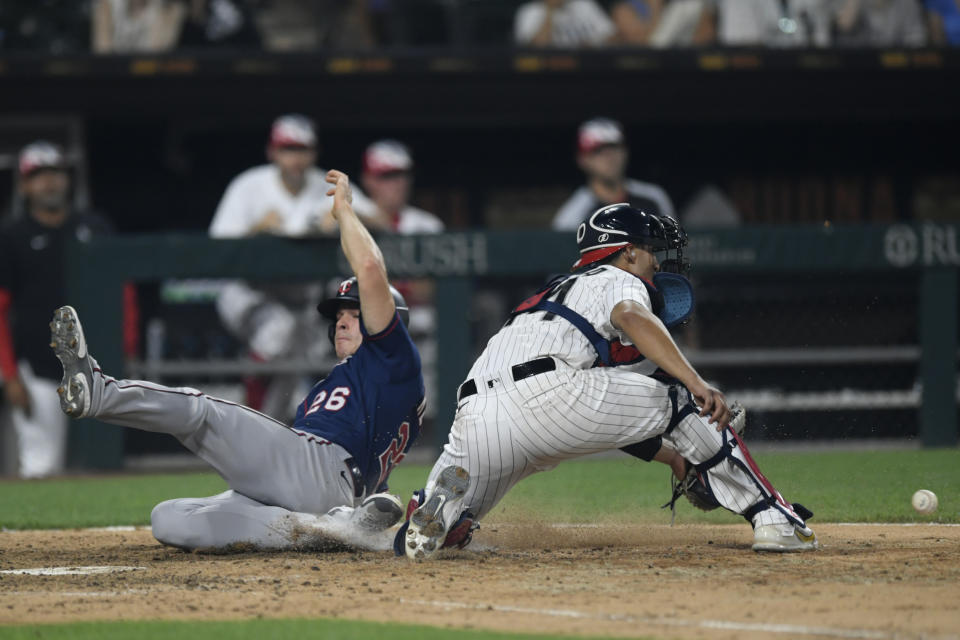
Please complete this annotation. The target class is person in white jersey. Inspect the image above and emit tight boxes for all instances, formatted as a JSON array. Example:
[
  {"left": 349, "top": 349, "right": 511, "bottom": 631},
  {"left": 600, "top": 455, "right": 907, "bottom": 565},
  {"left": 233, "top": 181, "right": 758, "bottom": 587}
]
[
  {"left": 552, "top": 118, "right": 675, "bottom": 232},
  {"left": 208, "top": 114, "right": 376, "bottom": 419},
  {"left": 398, "top": 203, "right": 818, "bottom": 559},
  {"left": 360, "top": 139, "right": 444, "bottom": 234}
]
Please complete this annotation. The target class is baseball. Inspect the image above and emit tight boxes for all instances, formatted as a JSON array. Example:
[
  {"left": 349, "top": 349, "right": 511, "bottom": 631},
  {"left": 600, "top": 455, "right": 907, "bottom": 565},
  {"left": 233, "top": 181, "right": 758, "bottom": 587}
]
[{"left": 911, "top": 489, "right": 938, "bottom": 514}]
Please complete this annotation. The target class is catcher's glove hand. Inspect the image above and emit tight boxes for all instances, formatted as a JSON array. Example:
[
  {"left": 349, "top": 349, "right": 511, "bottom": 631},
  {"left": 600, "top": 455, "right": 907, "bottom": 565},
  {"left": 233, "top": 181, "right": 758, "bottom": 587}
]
[{"left": 663, "top": 402, "right": 746, "bottom": 523}]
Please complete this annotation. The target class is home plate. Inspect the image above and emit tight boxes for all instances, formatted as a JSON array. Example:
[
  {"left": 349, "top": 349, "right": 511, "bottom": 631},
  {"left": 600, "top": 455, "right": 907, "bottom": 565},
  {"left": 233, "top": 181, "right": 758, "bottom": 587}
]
[{"left": 0, "top": 566, "right": 146, "bottom": 576}]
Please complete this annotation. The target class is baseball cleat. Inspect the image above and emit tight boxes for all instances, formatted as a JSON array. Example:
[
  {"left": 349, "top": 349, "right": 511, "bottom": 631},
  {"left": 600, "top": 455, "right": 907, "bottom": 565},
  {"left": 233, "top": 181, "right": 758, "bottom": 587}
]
[
  {"left": 353, "top": 493, "right": 404, "bottom": 532},
  {"left": 404, "top": 465, "right": 469, "bottom": 560},
  {"left": 50, "top": 305, "right": 94, "bottom": 418},
  {"left": 752, "top": 523, "right": 819, "bottom": 552}
]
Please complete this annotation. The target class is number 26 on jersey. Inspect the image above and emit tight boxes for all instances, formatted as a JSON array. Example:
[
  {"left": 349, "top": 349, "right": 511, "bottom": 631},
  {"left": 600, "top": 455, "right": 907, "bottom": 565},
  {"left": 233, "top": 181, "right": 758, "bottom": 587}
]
[{"left": 304, "top": 387, "right": 351, "bottom": 416}]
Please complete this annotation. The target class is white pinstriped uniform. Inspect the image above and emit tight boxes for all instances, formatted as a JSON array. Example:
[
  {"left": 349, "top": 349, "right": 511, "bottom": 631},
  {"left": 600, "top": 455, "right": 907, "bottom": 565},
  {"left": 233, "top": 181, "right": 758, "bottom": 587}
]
[{"left": 425, "top": 265, "right": 795, "bottom": 530}]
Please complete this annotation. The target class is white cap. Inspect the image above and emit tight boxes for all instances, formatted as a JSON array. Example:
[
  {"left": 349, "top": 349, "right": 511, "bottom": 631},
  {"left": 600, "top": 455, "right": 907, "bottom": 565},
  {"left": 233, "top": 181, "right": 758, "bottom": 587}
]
[
  {"left": 19, "top": 140, "right": 67, "bottom": 177},
  {"left": 269, "top": 114, "right": 317, "bottom": 148},
  {"left": 577, "top": 118, "right": 625, "bottom": 153},
  {"left": 363, "top": 139, "right": 413, "bottom": 175}
]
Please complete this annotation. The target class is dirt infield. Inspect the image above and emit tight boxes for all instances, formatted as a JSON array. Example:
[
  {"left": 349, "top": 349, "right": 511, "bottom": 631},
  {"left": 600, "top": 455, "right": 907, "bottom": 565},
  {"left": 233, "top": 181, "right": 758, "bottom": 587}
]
[{"left": 1, "top": 523, "right": 958, "bottom": 639}]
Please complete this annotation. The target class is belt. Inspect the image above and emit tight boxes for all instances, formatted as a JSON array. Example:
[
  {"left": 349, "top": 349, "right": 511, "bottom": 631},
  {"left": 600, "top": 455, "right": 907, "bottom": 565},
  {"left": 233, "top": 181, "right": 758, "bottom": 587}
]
[
  {"left": 344, "top": 457, "right": 364, "bottom": 498},
  {"left": 457, "top": 357, "right": 557, "bottom": 402}
]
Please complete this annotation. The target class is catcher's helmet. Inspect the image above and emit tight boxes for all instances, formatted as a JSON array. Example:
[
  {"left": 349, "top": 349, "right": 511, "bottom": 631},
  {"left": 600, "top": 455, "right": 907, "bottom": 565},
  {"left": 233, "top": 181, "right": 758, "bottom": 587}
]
[
  {"left": 572, "top": 203, "right": 690, "bottom": 274},
  {"left": 316, "top": 277, "right": 410, "bottom": 326},
  {"left": 572, "top": 203, "right": 671, "bottom": 271}
]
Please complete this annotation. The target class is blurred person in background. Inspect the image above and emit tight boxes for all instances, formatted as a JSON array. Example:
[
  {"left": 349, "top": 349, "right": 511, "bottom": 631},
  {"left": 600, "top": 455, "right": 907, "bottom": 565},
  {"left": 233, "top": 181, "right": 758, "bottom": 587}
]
[
  {"left": 609, "top": 0, "right": 665, "bottom": 45},
  {"left": 360, "top": 139, "right": 444, "bottom": 427},
  {"left": 360, "top": 140, "right": 444, "bottom": 234},
  {"left": 926, "top": 0, "right": 960, "bottom": 45},
  {"left": 92, "top": 0, "right": 261, "bottom": 53},
  {"left": 0, "top": 141, "right": 119, "bottom": 478},
  {"left": 613, "top": 0, "right": 717, "bottom": 47},
  {"left": 552, "top": 117, "right": 675, "bottom": 231},
  {"left": 830, "top": 0, "right": 928, "bottom": 46},
  {"left": 175, "top": 0, "right": 262, "bottom": 50},
  {"left": 208, "top": 114, "right": 376, "bottom": 421},
  {"left": 92, "top": 0, "right": 186, "bottom": 53},
  {"left": 716, "top": 0, "right": 831, "bottom": 46},
  {"left": 514, "top": 0, "right": 616, "bottom": 47}
]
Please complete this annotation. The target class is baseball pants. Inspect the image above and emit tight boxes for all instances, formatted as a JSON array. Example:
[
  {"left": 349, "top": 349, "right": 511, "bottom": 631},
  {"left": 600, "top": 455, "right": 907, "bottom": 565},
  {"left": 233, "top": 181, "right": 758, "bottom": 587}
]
[
  {"left": 7, "top": 362, "right": 68, "bottom": 478},
  {"left": 426, "top": 359, "right": 797, "bottom": 529},
  {"left": 84, "top": 364, "right": 359, "bottom": 549}
]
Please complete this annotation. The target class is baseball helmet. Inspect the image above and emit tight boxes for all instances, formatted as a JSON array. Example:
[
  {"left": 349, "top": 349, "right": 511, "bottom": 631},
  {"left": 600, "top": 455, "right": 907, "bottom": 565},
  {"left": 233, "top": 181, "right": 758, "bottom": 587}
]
[
  {"left": 572, "top": 203, "right": 670, "bottom": 270},
  {"left": 317, "top": 276, "right": 410, "bottom": 327}
]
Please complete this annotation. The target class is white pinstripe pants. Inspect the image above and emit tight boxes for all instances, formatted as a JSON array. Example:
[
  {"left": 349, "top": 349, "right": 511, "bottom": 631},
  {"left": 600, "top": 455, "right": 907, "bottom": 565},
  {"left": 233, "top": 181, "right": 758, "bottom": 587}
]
[{"left": 427, "top": 361, "right": 793, "bottom": 528}]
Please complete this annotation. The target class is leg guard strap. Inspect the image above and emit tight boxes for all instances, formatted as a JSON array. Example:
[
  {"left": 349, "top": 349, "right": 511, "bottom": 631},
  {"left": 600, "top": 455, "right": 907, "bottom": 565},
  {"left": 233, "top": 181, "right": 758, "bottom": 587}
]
[
  {"left": 665, "top": 386, "right": 696, "bottom": 436},
  {"left": 694, "top": 430, "right": 736, "bottom": 474},
  {"left": 742, "top": 497, "right": 776, "bottom": 526}
]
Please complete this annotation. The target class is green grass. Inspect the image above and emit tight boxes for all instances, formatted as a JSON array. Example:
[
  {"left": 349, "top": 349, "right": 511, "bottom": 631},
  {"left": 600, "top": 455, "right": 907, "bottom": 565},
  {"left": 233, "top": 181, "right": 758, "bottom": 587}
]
[
  {"left": 1, "top": 449, "right": 957, "bottom": 530},
  {"left": 0, "top": 619, "right": 623, "bottom": 640}
]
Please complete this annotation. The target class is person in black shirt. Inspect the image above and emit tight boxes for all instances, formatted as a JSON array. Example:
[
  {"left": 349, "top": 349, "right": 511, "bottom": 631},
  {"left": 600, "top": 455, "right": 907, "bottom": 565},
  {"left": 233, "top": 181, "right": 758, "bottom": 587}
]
[{"left": 0, "top": 141, "right": 114, "bottom": 478}]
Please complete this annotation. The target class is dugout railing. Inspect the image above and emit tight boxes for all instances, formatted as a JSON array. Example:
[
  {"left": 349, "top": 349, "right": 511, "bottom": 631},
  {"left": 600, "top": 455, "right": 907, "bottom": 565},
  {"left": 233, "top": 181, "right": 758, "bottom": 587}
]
[{"left": 65, "top": 223, "right": 959, "bottom": 469}]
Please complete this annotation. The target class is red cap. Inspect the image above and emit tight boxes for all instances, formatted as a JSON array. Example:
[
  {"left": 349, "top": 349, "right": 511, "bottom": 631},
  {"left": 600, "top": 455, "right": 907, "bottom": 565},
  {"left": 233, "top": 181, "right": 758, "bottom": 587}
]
[
  {"left": 19, "top": 141, "right": 67, "bottom": 177},
  {"left": 577, "top": 118, "right": 625, "bottom": 154},
  {"left": 269, "top": 114, "right": 317, "bottom": 149},
  {"left": 363, "top": 139, "right": 413, "bottom": 175}
]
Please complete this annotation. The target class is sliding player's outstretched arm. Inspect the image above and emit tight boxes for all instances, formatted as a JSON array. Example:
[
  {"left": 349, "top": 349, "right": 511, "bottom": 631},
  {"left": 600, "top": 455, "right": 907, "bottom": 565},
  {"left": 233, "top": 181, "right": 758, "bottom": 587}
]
[{"left": 325, "top": 169, "right": 395, "bottom": 334}]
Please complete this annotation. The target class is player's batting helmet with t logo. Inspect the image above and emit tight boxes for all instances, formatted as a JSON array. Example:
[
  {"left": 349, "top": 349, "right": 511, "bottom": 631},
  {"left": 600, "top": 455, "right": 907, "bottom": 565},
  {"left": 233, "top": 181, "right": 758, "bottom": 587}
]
[
  {"left": 573, "top": 203, "right": 688, "bottom": 271},
  {"left": 316, "top": 277, "right": 410, "bottom": 330}
]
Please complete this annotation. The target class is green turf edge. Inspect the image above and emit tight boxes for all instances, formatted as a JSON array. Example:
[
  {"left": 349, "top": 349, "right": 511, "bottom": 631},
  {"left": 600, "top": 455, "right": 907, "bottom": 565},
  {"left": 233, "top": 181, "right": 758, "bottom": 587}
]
[
  {"left": 0, "top": 618, "right": 645, "bottom": 640},
  {"left": 1, "top": 449, "right": 958, "bottom": 530}
]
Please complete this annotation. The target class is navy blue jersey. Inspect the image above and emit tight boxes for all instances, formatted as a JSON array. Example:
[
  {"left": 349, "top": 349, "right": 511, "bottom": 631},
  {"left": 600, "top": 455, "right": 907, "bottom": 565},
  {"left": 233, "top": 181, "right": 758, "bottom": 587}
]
[{"left": 293, "top": 311, "right": 424, "bottom": 495}]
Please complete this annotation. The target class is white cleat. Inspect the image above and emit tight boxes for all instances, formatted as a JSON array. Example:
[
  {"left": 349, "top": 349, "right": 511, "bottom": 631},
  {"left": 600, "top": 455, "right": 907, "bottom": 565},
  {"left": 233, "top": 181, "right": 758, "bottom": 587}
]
[
  {"left": 353, "top": 493, "right": 404, "bottom": 532},
  {"left": 752, "top": 524, "right": 819, "bottom": 552},
  {"left": 405, "top": 465, "right": 469, "bottom": 560},
  {"left": 49, "top": 305, "right": 94, "bottom": 418}
]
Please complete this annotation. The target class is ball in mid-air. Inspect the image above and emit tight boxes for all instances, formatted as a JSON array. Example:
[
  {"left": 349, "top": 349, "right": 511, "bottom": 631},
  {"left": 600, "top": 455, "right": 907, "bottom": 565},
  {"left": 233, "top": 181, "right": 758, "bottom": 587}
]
[{"left": 911, "top": 489, "right": 938, "bottom": 514}]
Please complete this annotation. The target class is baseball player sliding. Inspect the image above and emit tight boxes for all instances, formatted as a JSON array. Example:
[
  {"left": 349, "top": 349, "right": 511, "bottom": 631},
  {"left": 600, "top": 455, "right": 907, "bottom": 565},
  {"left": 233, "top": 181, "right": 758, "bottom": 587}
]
[
  {"left": 50, "top": 170, "right": 424, "bottom": 551},
  {"left": 401, "top": 203, "right": 818, "bottom": 559}
]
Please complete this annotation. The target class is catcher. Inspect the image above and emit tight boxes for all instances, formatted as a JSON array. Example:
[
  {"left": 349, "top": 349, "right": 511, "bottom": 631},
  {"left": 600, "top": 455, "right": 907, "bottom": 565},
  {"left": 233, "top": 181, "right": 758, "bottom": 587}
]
[{"left": 399, "top": 204, "right": 818, "bottom": 558}]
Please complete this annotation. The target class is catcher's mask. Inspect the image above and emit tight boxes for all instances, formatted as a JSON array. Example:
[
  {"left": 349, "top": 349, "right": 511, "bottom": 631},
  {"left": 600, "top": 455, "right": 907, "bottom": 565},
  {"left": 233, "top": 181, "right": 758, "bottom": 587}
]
[
  {"left": 316, "top": 277, "right": 409, "bottom": 344},
  {"left": 572, "top": 203, "right": 690, "bottom": 275}
]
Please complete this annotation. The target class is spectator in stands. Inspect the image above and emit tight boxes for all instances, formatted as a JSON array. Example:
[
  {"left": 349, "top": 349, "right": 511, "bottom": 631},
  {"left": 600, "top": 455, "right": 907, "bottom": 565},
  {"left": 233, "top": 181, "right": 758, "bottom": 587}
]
[
  {"left": 552, "top": 117, "right": 675, "bottom": 231},
  {"left": 360, "top": 140, "right": 444, "bottom": 234},
  {"left": 208, "top": 115, "right": 376, "bottom": 420},
  {"left": 514, "top": 0, "right": 616, "bottom": 47},
  {"left": 830, "top": 0, "right": 928, "bottom": 47},
  {"left": 176, "top": 0, "right": 262, "bottom": 50},
  {"left": 645, "top": 0, "right": 717, "bottom": 46},
  {"left": 610, "top": 0, "right": 665, "bottom": 45},
  {"left": 0, "top": 142, "right": 119, "bottom": 477},
  {"left": 92, "top": 0, "right": 260, "bottom": 53},
  {"left": 926, "top": 0, "right": 960, "bottom": 45},
  {"left": 716, "top": 0, "right": 831, "bottom": 47},
  {"left": 92, "top": 0, "right": 186, "bottom": 53},
  {"left": 612, "top": 0, "right": 718, "bottom": 47}
]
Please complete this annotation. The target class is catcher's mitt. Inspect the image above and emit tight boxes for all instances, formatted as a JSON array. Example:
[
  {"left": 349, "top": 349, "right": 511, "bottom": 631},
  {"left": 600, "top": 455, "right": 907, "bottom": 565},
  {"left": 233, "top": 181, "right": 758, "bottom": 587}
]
[{"left": 662, "top": 402, "right": 746, "bottom": 523}]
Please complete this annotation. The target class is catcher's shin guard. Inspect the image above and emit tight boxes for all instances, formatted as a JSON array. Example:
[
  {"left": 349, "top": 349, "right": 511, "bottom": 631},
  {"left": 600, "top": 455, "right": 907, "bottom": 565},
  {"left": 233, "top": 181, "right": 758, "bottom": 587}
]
[
  {"left": 699, "top": 427, "right": 808, "bottom": 528},
  {"left": 667, "top": 398, "right": 809, "bottom": 529}
]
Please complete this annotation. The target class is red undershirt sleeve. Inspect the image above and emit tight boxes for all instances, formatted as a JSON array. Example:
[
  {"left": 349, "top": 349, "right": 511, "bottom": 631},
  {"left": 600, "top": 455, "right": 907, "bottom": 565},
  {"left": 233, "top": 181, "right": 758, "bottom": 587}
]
[{"left": 0, "top": 288, "right": 18, "bottom": 380}]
